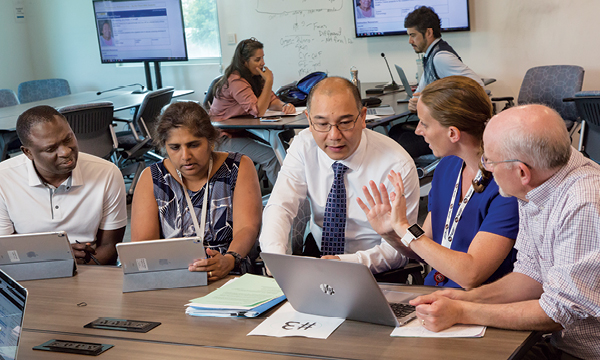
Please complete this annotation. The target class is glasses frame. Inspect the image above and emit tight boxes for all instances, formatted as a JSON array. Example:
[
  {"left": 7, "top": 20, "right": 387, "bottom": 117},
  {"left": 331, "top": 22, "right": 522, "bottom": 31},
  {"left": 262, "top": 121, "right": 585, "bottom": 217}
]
[
  {"left": 309, "top": 112, "right": 361, "bottom": 133},
  {"left": 240, "top": 37, "right": 257, "bottom": 53},
  {"left": 481, "top": 155, "right": 531, "bottom": 171}
]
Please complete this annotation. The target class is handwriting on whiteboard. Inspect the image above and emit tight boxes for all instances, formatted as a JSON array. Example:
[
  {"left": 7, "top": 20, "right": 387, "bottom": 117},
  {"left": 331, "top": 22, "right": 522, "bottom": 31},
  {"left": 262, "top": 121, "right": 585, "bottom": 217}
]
[{"left": 256, "top": 0, "right": 352, "bottom": 77}]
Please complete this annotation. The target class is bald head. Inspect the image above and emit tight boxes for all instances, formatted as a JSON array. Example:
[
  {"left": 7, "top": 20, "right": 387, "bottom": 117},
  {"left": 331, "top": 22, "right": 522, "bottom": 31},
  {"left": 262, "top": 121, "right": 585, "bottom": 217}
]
[
  {"left": 484, "top": 104, "right": 571, "bottom": 170},
  {"left": 306, "top": 77, "right": 362, "bottom": 113}
]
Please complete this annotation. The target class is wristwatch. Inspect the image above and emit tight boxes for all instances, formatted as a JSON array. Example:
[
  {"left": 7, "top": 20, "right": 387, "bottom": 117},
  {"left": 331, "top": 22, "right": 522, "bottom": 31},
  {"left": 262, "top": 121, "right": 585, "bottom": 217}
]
[
  {"left": 401, "top": 224, "right": 425, "bottom": 247},
  {"left": 225, "top": 251, "right": 242, "bottom": 269}
]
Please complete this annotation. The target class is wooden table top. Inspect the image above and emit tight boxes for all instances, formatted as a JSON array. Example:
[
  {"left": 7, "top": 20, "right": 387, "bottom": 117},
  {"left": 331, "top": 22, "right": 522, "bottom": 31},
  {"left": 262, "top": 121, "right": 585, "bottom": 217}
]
[{"left": 19, "top": 266, "right": 532, "bottom": 360}]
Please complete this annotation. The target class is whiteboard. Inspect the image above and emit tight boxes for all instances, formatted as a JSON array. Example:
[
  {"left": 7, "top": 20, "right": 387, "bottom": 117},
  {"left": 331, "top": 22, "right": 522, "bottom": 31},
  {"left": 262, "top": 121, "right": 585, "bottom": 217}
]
[{"left": 217, "top": 0, "right": 411, "bottom": 88}]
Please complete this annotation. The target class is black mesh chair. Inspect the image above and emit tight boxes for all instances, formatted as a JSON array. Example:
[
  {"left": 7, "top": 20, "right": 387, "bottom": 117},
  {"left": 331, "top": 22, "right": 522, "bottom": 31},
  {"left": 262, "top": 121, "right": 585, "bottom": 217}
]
[
  {"left": 59, "top": 102, "right": 118, "bottom": 160},
  {"left": 203, "top": 75, "right": 222, "bottom": 111},
  {"left": 115, "top": 87, "right": 174, "bottom": 199},
  {"left": 567, "top": 91, "right": 600, "bottom": 163},
  {"left": 0, "top": 89, "right": 20, "bottom": 160}
]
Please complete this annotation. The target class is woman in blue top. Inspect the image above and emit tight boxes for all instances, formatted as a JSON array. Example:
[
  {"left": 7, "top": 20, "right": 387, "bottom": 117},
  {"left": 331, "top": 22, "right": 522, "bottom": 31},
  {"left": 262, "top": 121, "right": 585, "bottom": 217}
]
[
  {"left": 130, "top": 101, "right": 262, "bottom": 281},
  {"left": 358, "top": 76, "right": 518, "bottom": 289}
]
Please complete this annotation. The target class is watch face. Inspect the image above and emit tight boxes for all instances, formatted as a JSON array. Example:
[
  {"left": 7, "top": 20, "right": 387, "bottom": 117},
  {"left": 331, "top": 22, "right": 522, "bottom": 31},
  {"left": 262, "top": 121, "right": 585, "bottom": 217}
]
[{"left": 408, "top": 224, "right": 425, "bottom": 238}]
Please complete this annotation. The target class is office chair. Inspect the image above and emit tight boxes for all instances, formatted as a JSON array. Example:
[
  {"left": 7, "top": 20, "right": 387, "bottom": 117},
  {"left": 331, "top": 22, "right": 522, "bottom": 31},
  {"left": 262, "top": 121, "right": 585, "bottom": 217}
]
[
  {"left": 115, "top": 87, "right": 174, "bottom": 200},
  {"left": 0, "top": 89, "right": 21, "bottom": 161},
  {"left": 566, "top": 91, "right": 600, "bottom": 164},
  {"left": 491, "top": 65, "right": 584, "bottom": 133},
  {"left": 58, "top": 102, "right": 118, "bottom": 160},
  {"left": 17, "top": 78, "right": 71, "bottom": 103},
  {"left": 203, "top": 75, "right": 222, "bottom": 111},
  {"left": 0, "top": 89, "right": 19, "bottom": 107}
]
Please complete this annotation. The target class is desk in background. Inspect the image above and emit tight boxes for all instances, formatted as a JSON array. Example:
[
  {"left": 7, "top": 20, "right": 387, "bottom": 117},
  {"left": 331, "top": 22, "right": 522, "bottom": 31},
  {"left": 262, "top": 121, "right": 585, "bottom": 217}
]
[
  {"left": 0, "top": 89, "right": 193, "bottom": 160},
  {"left": 20, "top": 266, "right": 534, "bottom": 360}
]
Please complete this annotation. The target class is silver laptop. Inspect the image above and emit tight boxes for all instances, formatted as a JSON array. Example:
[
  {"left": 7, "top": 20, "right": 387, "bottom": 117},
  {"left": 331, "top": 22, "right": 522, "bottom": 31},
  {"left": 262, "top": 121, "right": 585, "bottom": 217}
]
[
  {"left": 395, "top": 65, "right": 415, "bottom": 103},
  {"left": 116, "top": 237, "right": 208, "bottom": 292},
  {"left": 0, "top": 232, "right": 77, "bottom": 281},
  {"left": 366, "top": 105, "right": 395, "bottom": 116},
  {"left": 261, "top": 253, "right": 417, "bottom": 327},
  {"left": 0, "top": 269, "right": 27, "bottom": 360}
]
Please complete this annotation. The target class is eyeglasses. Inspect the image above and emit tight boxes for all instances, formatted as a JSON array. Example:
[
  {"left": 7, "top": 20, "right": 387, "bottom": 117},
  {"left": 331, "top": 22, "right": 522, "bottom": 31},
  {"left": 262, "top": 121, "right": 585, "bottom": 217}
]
[
  {"left": 241, "top": 37, "right": 257, "bottom": 53},
  {"left": 309, "top": 113, "right": 361, "bottom": 133},
  {"left": 481, "top": 155, "right": 531, "bottom": 171}
]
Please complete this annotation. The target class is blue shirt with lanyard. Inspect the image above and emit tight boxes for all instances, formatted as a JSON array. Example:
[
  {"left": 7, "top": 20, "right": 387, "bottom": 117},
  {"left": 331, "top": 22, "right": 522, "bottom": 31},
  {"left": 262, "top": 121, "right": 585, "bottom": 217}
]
[{"left": 426, "top": 156, "right": 519, "bottom": 288}]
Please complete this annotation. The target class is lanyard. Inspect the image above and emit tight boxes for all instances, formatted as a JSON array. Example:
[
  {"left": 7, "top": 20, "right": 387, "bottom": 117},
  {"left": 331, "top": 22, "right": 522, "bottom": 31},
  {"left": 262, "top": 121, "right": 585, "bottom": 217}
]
[
  {"left": 441, "top": 165, "right": 482, "bottom": 249},
  {"left": 177, "top": 156, "right": 213, "bottom": 244}
]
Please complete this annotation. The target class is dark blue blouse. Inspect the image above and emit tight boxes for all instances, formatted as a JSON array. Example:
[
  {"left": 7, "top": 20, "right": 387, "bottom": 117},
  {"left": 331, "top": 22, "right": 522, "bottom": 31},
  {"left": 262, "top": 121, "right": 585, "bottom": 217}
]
[{"left": 426, "top": 156, "right": 519, "bottom": 287}]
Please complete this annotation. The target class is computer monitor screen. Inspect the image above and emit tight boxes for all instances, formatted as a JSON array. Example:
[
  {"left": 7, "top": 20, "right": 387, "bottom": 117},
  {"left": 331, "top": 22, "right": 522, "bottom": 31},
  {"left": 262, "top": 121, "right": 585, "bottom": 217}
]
[
  {"left": 93, "top": 0, "right": 188, "bottom": 63},
  {"left": 354, "top": 0, "right": 470, "bottom": 38}
]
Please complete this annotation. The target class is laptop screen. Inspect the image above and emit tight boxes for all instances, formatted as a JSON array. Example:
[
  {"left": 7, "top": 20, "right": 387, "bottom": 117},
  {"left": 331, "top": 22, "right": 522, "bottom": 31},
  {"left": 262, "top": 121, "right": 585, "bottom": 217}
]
[{"left": 0, "top": 270, "right": 27, "bottom": 360}]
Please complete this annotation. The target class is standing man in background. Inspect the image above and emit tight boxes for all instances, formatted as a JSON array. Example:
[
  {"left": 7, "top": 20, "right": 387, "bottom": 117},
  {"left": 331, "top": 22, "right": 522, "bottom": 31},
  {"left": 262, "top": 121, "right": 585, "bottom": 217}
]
[{"left": 389, "top": 6, "right": 484, "bottom": 158}]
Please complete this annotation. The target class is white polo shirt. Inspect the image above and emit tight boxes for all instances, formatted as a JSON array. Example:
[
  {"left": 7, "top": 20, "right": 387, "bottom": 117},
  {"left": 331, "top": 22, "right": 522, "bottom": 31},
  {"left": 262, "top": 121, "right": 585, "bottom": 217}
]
[{"left": 0, "top": 153, "right": 128, "bottom": 243}]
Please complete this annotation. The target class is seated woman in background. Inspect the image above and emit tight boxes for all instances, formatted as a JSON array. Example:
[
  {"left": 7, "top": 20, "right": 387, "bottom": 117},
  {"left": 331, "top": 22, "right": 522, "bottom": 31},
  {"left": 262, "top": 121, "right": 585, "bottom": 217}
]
[
  {"left": 131, "top": 101, "right": 262, "bottom": 280},
  {"left": 357, "top": 76, "right": 519, "bottom": 289},
  {"left": 209, "top": 38, "right": 295, "bottom": 186}
]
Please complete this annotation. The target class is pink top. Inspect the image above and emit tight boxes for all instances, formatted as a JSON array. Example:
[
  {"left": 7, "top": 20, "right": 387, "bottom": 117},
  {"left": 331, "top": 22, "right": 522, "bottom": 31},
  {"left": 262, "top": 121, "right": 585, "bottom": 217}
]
[{"left": 209, "top": 73, "right": 279, "bottom": 121}]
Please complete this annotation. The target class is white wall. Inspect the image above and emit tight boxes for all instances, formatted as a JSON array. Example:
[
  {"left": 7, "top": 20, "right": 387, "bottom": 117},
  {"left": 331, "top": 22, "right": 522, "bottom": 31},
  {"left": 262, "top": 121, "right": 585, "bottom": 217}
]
[
  {"left": 0, "top": 0, "right": 34, "bottom": 92},
  {"left": 3, "top": 0, "right": 600, "bottom": 103}
]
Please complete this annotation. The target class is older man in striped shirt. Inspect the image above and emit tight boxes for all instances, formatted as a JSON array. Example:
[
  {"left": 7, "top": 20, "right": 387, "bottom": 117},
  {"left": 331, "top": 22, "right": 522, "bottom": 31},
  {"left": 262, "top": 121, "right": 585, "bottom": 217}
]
[{"left": 408, "top": 104, "right": 600, "bottom": 360}]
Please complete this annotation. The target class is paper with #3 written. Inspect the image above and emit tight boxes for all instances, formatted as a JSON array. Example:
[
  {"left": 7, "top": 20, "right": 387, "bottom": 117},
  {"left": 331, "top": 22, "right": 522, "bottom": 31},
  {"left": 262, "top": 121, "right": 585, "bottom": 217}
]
[
  {"left": 248, "top": 302, "right": 345, "bottom": 339},
  {"left": 391, "top": 319, "right": 486, "bottom": 338}
]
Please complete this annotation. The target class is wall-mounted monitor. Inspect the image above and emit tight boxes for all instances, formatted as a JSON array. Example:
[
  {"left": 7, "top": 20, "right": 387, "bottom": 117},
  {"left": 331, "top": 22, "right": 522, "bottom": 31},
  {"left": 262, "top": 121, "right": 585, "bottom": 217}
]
[
  {"left": 93, "top": 0, "right": 188, "bottom": 63},
  {"left": 354, "top": 0, "right": 470, "bottom": 38}
]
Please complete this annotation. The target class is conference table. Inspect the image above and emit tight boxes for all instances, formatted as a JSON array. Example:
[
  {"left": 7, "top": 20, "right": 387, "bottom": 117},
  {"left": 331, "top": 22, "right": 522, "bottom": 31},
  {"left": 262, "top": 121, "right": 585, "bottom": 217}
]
[
  {"left": 18, "top": 266, "right": 536, "bottom": 360},
  {"left": 212, "top": 83, "right": 411, "bottom": 164},
  {"left": 0, "top": 89, "right": 194, "bottom": 160}
]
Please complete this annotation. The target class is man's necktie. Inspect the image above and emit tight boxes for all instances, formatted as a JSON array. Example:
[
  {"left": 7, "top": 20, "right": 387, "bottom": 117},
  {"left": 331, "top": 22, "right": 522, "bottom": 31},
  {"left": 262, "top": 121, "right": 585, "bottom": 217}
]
[{"left": 321, "top": 162, "right": 349, "bottom": 256}]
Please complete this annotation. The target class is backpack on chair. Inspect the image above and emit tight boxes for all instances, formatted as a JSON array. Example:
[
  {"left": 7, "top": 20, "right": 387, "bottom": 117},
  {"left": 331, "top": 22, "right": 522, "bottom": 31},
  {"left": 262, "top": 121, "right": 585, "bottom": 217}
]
[{"left": 276, "top": 71, "right": 327, "bottom": 107}]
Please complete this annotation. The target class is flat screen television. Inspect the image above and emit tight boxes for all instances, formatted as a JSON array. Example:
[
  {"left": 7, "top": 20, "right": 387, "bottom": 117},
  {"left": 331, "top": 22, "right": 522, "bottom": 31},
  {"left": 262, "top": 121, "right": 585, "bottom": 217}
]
[
  {"left": 354, "top": 0, "right": 470, "bottom": 38},
  {"left": 93, "top": 0, "right": 188, "bottom": 63}
]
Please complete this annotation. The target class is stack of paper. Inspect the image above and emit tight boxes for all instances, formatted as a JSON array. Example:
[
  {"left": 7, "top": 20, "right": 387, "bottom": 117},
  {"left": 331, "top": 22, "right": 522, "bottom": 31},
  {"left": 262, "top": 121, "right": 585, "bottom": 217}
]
[{"left": 185, "top": 274, "right": 286, "bottom": 318}]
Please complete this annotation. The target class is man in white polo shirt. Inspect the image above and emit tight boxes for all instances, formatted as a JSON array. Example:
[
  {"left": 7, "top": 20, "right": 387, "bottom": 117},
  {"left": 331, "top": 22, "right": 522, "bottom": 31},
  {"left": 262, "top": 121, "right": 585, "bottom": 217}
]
[{"left": 0, "top": 105, "right": 127, "bottom": 265}]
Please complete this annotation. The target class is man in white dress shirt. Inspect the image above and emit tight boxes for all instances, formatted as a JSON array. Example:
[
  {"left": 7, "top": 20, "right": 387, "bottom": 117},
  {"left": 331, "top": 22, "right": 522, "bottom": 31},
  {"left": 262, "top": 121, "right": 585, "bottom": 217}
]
[{"left": 259, "top": 77, "right": 419, "bottom": 273}]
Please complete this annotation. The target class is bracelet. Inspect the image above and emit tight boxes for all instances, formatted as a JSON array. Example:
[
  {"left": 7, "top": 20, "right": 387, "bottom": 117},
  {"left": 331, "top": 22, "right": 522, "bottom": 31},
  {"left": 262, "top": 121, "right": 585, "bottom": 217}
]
[{"left": 225, "top": 251, "right": 242, "bottom": 268}]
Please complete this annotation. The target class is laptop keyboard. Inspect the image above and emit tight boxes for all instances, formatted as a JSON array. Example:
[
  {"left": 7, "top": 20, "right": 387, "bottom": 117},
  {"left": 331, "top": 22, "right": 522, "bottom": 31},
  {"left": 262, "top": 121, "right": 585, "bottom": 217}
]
[{"left": 390, "top": 303, "right": 416, "bottom": 318}]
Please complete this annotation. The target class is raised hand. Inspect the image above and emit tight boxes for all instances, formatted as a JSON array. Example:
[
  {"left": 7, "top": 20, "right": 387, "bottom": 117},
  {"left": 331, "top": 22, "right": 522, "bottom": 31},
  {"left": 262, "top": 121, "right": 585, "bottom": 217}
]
[
  {"left": 356, "top": 180, "right": 395, "bottom": 236},
  {"left": 388, "top": 170, "right": 410, "bottom": 235}
]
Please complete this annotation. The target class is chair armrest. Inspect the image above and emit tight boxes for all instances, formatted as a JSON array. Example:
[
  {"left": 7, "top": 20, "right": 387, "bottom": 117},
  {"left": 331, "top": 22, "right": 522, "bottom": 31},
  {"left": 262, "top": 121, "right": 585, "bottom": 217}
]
[
  {"left": 122, "top": 137, "right": 151, "bottom": 160},
  {"left": 490, "top": 96, "right": 514, "bottom": 102},
  {"left": 109, "top": 124, "right": 119, "bottom": 150}
]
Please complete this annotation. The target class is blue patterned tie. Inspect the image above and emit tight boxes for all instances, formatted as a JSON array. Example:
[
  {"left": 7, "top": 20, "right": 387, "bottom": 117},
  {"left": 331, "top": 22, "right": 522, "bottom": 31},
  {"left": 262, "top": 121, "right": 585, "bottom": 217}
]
[{"left": 321, "top": 162, "right": 349, "bottom": 256}]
